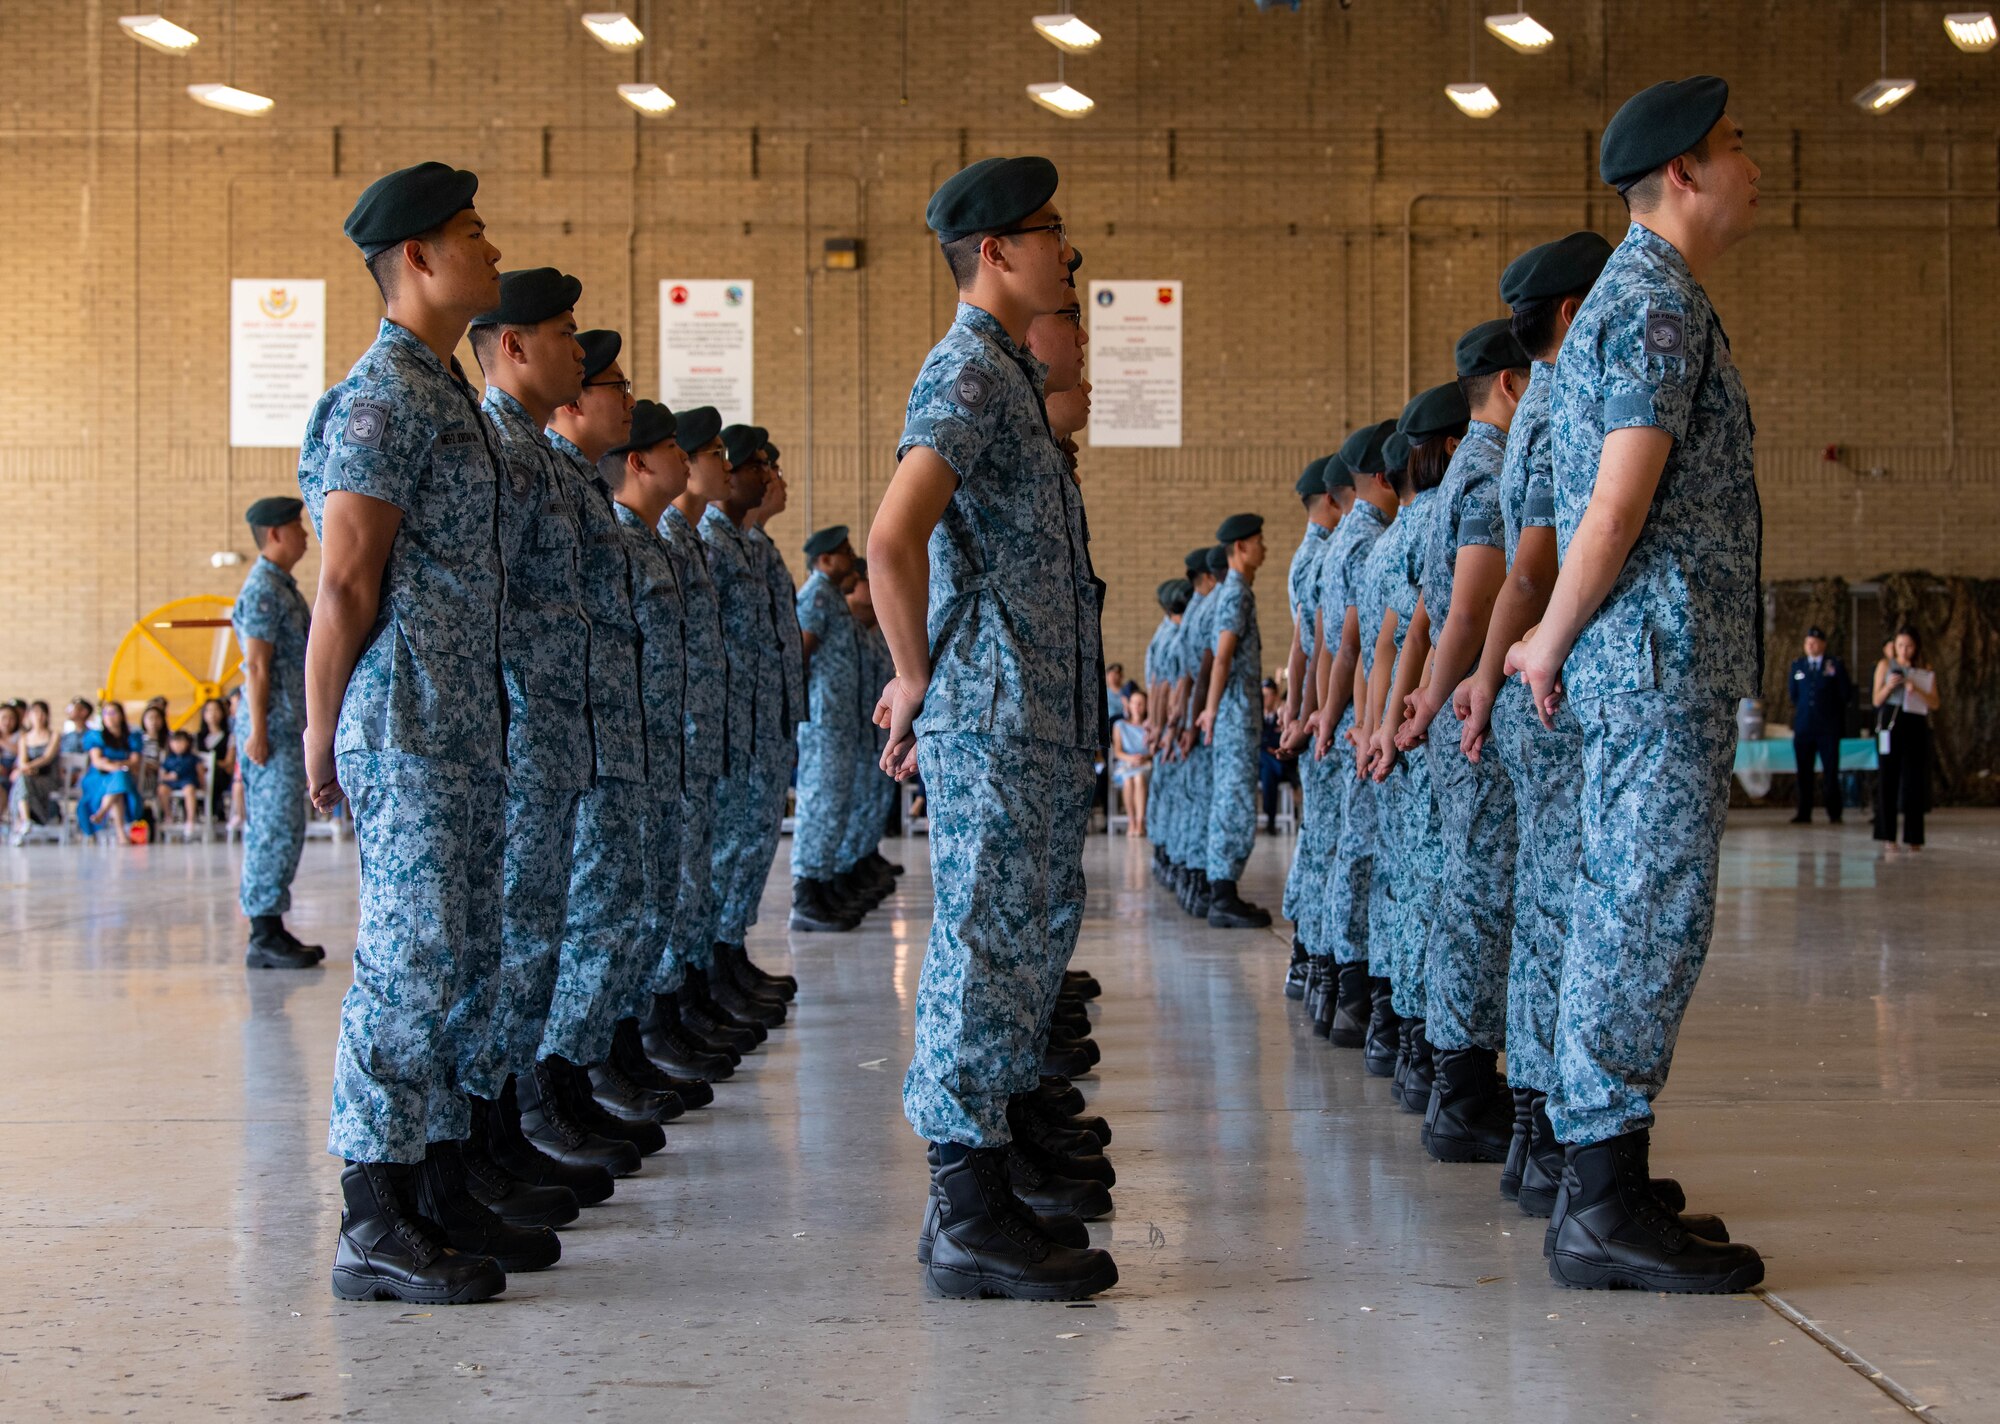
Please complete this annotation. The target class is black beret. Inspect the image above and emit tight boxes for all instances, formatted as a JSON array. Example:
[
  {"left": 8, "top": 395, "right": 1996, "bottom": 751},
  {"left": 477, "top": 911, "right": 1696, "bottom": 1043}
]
[
  {"left": 609, "top": 399, "right": 677, "bottom": 456},
  {"left": 577, "top": 329, "right": 621, "bottom": 383},
  {"left": 1216, "top": 513, "right": 1264, "bottom": 545},
  {"left": 1322, "top": 451, "right": 1355, "bottom": 491},
  {"left": 470, "top": 267, "right": 582, "bottom": 328},
  {"left": 1361, "top": 418, "right": 1399, "bottom": 474},
  {"left": 245, "top": 495, "right": 303, "bottom": 531},
  {"left": 1185, "top": 548, "right": 1211, "bottom": 576},
  {"left": 1294, "top": 456, "right": 1329, "bottom": 499},
  {"left": 721, "top": 423, "right": 768, "bottom": 469},
  {"left": 1600, "top": 76, "right": 1729, "bottom": 190},
  {"left": 1455, "top": 318, "right": 1532, "bottom": 378},
  {"left": 1400, "top": 381, "right": 1471, "bottom": 441},
  {"left": 927, "top": 156, "right": 1060, "bottom": 243},
  {"left": 1382, "top": 431, "right": 1411, "bottom": 474},
  {"left": 1501, "top": 231, "right": 1616, "bottom": 308},
  {"left": 1337, "top": 420, "right": 1394, "bottom": 475},
  {"left": 674, "top": 406, "right": 723, "bottom": 453},
  {"left": 1806, "top": 625, "right": 1827, "bottom": 641},
  {"left": 344, "top": 162, "right": 479, "bottom": 258},
  {"left": 1205, "top": 544, "right": 1230, "bottom": 575},
  {"left": 804, "top": 525, "right": 851, "bottom": 558}
]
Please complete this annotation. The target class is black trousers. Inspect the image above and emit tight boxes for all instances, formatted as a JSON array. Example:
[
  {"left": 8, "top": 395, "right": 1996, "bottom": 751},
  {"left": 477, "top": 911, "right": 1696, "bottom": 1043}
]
[
  {"left": 1874, "top": 715, "right": 1930, "bottom": 846},
  {"left": 1792, "top": 731, "right": 1843, "bottom": 819}
]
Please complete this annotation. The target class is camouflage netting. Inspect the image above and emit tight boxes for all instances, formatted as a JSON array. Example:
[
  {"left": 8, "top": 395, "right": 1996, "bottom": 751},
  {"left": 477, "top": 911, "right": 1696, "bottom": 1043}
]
[{"left": 1758, "top": 573, "right": 2000, "bottom": 807}]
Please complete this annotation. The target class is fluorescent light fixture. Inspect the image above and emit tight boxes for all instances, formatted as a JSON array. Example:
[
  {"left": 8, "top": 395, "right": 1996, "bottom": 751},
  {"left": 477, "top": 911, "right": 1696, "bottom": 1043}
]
[
  {"left": 1483, "top": 12, "right": 1553, "bottom": 52},
  {"left": 1944, "top": 11, "right": 1998, "bottom": 51},
  {"left": 209, "top": 551, "right": 243, "bottom": 568},
  {"left": 1033, "top": 13, "right": 1102, "bottom": 52},
  {"left": 1852, "top": 77, "right": 1916, "bottom": 113},
  {"left": 582, "top": 12, "right": 644, "bottom": 50},
  {"left": 119, "top": 14, "right": 199, "bottom": 52},
  {"left": 1027, "top": 81, "right": 1095, "bottom": 117},
  {"left": 1445, "top": 82, "right": 1501, "bottom": 118},
  {"left": 186, "top": 83, "right": 273, "bottom": 115},
  {"left": 617, "top": 82, "right": 676, "bottom": 115}
]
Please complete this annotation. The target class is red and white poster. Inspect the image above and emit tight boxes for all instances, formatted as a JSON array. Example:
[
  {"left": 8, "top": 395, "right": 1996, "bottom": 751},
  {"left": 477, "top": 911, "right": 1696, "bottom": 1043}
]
[
  {"left": 1086, "top": 279, "right": 1182, "bottom": 448},
  {"left": 659, "top": 279, "right": 754, "bottom": 424}
]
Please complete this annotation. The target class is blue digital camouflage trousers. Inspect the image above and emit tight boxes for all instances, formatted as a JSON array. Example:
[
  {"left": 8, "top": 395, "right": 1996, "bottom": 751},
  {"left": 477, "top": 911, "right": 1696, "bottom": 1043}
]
[
  {"left": 1322, "top": 708, "right": 1375, "bottom": 967},
  {"left": 469, "top": 784, "right": 580, "bottom": 1097},
  {"left": 1206, "top": 686, "right": 1260, "bottom": 882},
  {"left": 905, "top": 732, "right": 1094, "bottom": 1146},
  {"left": 1150, "top": 737, "right": 1180, "bottom": 857},
  {"left": 836, "top": 744, "right": 894, "bottom": 873},
  {"left": 631, "top": 771, "right": 687, "bottom": 1009},
  {"left": 1490, "top": 680, "right": 1580, "bottom": 1097},
  {"left": 793, "top": 725, "right": 855, "bottom": 880},
  {"left": 1421, "top": 700, "right": 1517, "bottom": 1051},
  {"left": 1178, "top": 740, "right": 1212, "bottom": 870},
  {"left": 239, "top": 746, "right": 306, "bottom": 917},
  {"left": 1282, "top": 737, "right": 1336, "bottom": 937},
  {"left": 656, "top": 768, "right": 719, "bottom": 989},
  {"left": 709, "top": 754, "right": 778, "bottom": 948},
  {"left": 732, "top": 736, "right": 794, "bottom": 936},
  {"left": 542, "top": 777, "right": 648, "bottom": 1067},
  {"left": 1551, "top": 693, "right": 1735, "bottom": 1147},
  {"left": 328, "top": 755, "right": 503, "bottom": 1163},
  {"left": 1380, "top": 746, "right": 1443, "bottom": 1021}
]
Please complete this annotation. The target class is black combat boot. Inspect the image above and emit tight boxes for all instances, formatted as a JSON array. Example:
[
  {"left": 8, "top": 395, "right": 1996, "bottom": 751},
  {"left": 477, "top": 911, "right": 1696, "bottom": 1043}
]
[
  {"left": 517, "top": 1059, "right": 644, "bottom": 1177},
  {"left": 1050, "top": 998, "right": 1093, "bottom": 1036},
  {"left": 922, "top": 1144, "right": 1117, "bottom": 1299},
  {"left": 246, "top": 915, "right": 319, "bottom": 970},
  {"left": 1501, "top": 1087, "right": 1539, "bottom": 1200},
  {"left": 1206, "top": 879, "right": 1272, "bottom": 928},
  {"left": 1391, "top": 1020, "right": 1414, "bottom": 1104},
  {"left": 1328, "top": 962, "right": 1372, "bottom": 1048},
  {"left": 1423, "top": 1046, "right": 1515, "bottom": 1162},
  {"left": 410, "top": 1140, "right": 561, "bottom": 1272},
  {"left": 1307, "top": 960, "right": 1336, "bottom": 1038},
  {"left": 546, "top": 1055, "right": 666, "bottom": 1154},
  {"left": 1034, "top": 1075, "right": 1088, "bottom": 1117},
  {"left": 587, "top": 1052, "right": 686, "bottom": 1124},
  {"left": 482, "top": 1079, "right": 617, "bottom": 1206},
  {"left": 1047, "top": 1026, "right": 1101, "bottom": 1068},
  {"left": 1522, "top": 1098, "right": 1719, "bottom": 1235},
  {"left": 677, "top": 972, "right": 765, "bottom": 1049},
  {"left": 706, "top": 950, "right": 787, "bottom": 1028},
  {"left": 612, "top": 1016, "right": 714, "bottom": 1108},
  {"left": 640, "top": 992, "right": 739, "bottom": 1076},
  {"left": 1284, "top": 937, "right": 1310, "bottom": 1000},
  {"left": 790, "top": 878, "right": 856, "bottom": 932},
  {"left": 720, "top": 940, "right": 797, "bottom": 1001},
  {"left": 918, "top": 1144, "right": 1088, "bottom": 1262},
  {"left": 1400, "top": 1020, "right": 1435, "bottom": 1115},
  {"left": 330, "top": 1160, "right": 507, "bottom": 1305},
  {"left": 1006, "top": 1094, "right": 1116, "bottom": 1185},
  {"left": 274, "top": 918, "right": 326, "bottom": 961},
  {"left": 1547, "top": 1132, "right": 1763, "bottom": 1293},
  {"left": 461, "top": 1100, "right": 581, "bottom": 1227},
  {"left": 1190, "top": 871, "right": 1214, "bottom": 920},
  {"left": 1041, "top": 1037, "right": 1094, "bottom": 1079},
  {"left": 1362, "top": 978, "right": 1401, "bottom": 1077},
  {"left": 1006, "top": 1141, "right": 1115, "bottom": 1221},
  {"left": 1063, "top": 968, "right": 1102, "bottom": 1000}
]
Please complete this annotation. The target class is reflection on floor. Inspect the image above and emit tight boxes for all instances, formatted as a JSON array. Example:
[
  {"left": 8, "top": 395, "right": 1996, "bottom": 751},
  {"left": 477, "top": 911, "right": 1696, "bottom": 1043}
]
[{"left": 0, "top": 808, "right": 1992, "bottom": 1420}]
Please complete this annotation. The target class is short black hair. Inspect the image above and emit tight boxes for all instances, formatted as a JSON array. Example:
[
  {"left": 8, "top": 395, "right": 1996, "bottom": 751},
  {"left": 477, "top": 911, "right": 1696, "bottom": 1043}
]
[
  {"left": 941, "top": 231, "right": 991, "bottom": 289},
  {"left": 363, "top": 222, "right": 450, "bottom": 301},
  {"left": 468, "top": 322, "right": 503, "bottom": 372},
  {"left": 1622, "top": 134, "right": 1712, "bottom": 214},
  {"left": 1406, "top": 434, "right": 1458, "bottom": 495},
  {"left": 167, "top": 727, "right": 192, "bottom": 744},
  {"left": 1299, "top": 488, "right": 1326, "bottom": 512},
  {"left": 598, "top": 451, "right": 631, "bottom": 494},
  {"left": 1459, "top": 369, "right": 1527, "bottom": 410},
  {"left": 1509, "top": 298, "right": 1570, "bottom": 362}
]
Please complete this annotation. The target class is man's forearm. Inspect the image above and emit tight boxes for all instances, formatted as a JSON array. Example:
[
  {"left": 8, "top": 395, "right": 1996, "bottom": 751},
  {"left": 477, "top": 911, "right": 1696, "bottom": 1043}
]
[
  {"left": 304, "top": 586, "right": 377, "bottom": 748},
  {"left": 1324, "top": 646, "right": 1358, "bottom": 725},
  {"left": 868, "top": 538, "right": 932, "bottom": 684},
  {"left": 1283, "top": 625, "right": 1305, "bottom": 721},
  {"left": 1536, "top": 426, "right": 1670, "bottom": 657}
]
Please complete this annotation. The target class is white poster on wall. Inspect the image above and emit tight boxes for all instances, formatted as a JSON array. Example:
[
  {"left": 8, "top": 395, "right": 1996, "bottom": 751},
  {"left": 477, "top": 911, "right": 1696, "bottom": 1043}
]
[
  {"left": 1086, "top": 280, "right": 1182, "bottom": 448},
  {"left": 659, "top": 279, "right": 754, "bottom": 425},
  {"left": 229, "top": 279, "right": 326, "bottom": 448}
]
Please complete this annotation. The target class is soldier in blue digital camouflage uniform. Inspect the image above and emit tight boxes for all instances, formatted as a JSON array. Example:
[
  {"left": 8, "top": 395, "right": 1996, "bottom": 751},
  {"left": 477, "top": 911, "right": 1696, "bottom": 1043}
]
[
  {"left": 792, "top": 524, "right": 863, "bottom": 930},
  {"left": 868, "top": 156, "right": 1117, "bottom": 1300},
  {"left": 1392, "top": 320, "right": 1532, "bottom": 1165},
  {"left": 301, "top": 162, "right": 548, "bottom": 1304},
  {"left": 234, "top": 495, "right": 320, "bottom": 971},
  {"left": 836, "top": 561, "right": 901, "bottom": 882},
  {"left": 1143, "top": 576, "right": 1188, "bottom": 888},
  {"left": 1168, "top": 550, "right": 1219, "bottom": 915},
  {"left": 1509, "top": 77, "right": 1766, "bottom": 1292},
  {"left": 1454, "top": 231, "right": 1615, "bottom": 1213},
  {"left": 1157, "top": 550, "right": 1211, "bottom": 898},
  {"left": 1276, "top": 458, "right": 1336, "bottom": 996},
  {"left": 1197, "top": 513, "right": 1271, "bottom": 928}
]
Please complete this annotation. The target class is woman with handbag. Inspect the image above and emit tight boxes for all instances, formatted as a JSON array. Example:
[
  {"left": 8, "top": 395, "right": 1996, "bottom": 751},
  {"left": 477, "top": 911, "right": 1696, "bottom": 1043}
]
[{"left": 1872, "top": 627, "right": 1940, "bottom": 854}]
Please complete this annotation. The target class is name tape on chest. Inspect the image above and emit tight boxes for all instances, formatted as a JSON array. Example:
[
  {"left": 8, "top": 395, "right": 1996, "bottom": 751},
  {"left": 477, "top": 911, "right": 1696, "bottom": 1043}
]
[
  {"left": 438, "top": 429, "right": 482, "bottom": 448},
  {"left": 344, "top": 399, "right": 391, "bottom": 450},
  {"left": 1643, "top": 308, "right": 1686, "bottom": 360}
]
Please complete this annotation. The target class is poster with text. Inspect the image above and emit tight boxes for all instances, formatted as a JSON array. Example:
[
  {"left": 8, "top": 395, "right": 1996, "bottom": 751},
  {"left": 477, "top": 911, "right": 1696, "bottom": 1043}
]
[
  {"left": 659, "top": 279, "right": 754, "bottom": 425},
  {"left": 229, "top": 279, "right": 326, "bottom": 448},
  {"left": 1086, "top": 280, "right": 1182, "bottom": 448}
]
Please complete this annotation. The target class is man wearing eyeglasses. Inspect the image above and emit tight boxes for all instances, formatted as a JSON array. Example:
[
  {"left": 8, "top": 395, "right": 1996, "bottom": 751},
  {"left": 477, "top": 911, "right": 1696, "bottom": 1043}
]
[{"left": 869, "top": 156, "right": 1117, "bottom": 1301}]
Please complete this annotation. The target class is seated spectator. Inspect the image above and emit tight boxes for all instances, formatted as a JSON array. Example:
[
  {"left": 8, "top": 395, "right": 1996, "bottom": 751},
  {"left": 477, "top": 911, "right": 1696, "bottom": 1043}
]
[
  {"left": 11, "top": 700, "right": 63, "bottom": 838},
  {"left": 1112, "top": 688, "right": 1154, "bottom": 836},
  {"left": 196, "top": 697, "right": 233, "bottom": 821},
  {"left": 60, "top": 697, "right": 95, "bottom": 755},
  {"left": 79, "top": 702, "right": 145, "bottom": 841},
  {"left": 1105, "top": 663, "right": 1127, "bottom": 728},
  {"left": 0, "top": 702, "right": 17, "bottom": 823},
  {"left": 1259, "top": 678, "right": 1298, "bottom": 832},
  {"left": 158, "top": 729, "right": 202, "bottom": 829},
  {"left": 138, "top": 703, "right": 170, "bottom": 764}
]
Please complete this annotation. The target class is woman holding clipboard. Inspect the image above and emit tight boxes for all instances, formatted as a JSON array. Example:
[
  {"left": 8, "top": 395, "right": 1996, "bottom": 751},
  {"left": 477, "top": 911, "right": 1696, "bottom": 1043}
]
[{"left": 1872, "top": 627, "right": 1941, "bottom": 853}]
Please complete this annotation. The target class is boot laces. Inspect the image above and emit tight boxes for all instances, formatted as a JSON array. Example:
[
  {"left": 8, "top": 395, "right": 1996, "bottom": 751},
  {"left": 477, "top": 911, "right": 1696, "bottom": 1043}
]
[{"left": 977, "top": 1153, "right": 1052, "bottom": 1258}]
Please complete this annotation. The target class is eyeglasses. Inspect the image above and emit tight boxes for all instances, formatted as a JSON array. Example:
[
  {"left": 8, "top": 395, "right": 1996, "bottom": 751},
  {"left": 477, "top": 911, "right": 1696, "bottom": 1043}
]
[
  {"left": 994, "top": 219, "right": 1067, "bottom": 246},
  {"left": 584, "top": 378, "right": 633, "bottom": 395}
]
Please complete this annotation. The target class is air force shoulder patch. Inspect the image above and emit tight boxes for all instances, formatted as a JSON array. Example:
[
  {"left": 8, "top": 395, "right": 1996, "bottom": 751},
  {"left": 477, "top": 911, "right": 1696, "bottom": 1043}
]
[
  {"left": 1643, "top": 308, "right": 1686, "bottom": 360},
  {"left": 345, "top": 399, "right": 391, "bottom": 449},
  {"left": 951, "top": 369, "right": 992, "bottom": 410}
]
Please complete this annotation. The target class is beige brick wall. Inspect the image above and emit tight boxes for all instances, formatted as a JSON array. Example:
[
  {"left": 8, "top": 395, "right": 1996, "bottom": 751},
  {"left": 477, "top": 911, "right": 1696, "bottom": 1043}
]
[{"left": 3, "top": 0, "right": 1997, "bottom": 699}]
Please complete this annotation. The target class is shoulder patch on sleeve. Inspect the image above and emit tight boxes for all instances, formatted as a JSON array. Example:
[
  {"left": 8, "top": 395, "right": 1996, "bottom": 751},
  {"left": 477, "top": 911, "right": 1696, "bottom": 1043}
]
[
  {"left": 1643, "top": 308, "right": 1685, "bottom": 360},
  {"left": 951, "top": 368, "right": 993, "bottom": 410},
  {"left": 345, "top": 399, "right": 391, "bottom": 449}
]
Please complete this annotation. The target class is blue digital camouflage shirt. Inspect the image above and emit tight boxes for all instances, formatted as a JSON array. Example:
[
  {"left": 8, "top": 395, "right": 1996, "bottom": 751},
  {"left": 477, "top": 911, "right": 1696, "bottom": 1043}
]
[
  {"left": 230, "top": 555, "right": 310, "bottom": 741},
  {"left": 1320, "top": 500, "right": 1391, "bottom": 671},
  {"left": 1359, "top": 489, "right": 1438, "bottom": 678},
  {"left": 1499, "top": 361, "right": 1558, "bottom": 563},
  {"left": 659, "top": 503, "right": 727, "bottom": 780},
  {"left": 1209, "top": 569, "right": 1261, "bottom": 697},
  {"left": 547, "top": 429, "right": 648, "bottom": 784},
  {"left": 749, "top": 525, "right": 807, "bottom": 729},
  {"left": 1552, "top": 221, "right": 1760, "bottom": 701},
  {"left": 797, "top": 568, "right": 861, "bottom": 734},
  {"left": 1290, "top": 522, "right": 1332, "bottom": 665},
  {"left": 1144, "top": 615, "right": 1174, "bottom": 690},
  {"left": 898, "top": 302, "right": 1101, "bottom": 751},
  {"left": 296, "top": 318, "right": 504, "bottom": 777},
  {"left": 615, "top": 501, "right": 687, "bottom": 795},
  {"left": 483, "top": 387, "right": 591, "bottom": 792},
  {"left": 701, "top": 503, "right": 777, "bottom": 775},
  {"left": 1420, "top": 419, "right": 1507, "bottom": 628}
]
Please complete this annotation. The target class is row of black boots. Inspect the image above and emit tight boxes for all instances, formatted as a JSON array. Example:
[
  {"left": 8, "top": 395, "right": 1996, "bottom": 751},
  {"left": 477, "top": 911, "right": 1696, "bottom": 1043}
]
[
  {"left": 1151, "top": 842, "right": 1271, "bottom": 929},
  {"left": 332, "top": 942, "right": 798, "bottom": 1303},
  {"left": 789, "top": 851, "right": 904, "bottom": 932},
  {"left": 919, "top": 967, "right": 1123, "bottom": 1301},
  {"left": 1285, "top": 936, "right": 1764, "bottom": 1294}
]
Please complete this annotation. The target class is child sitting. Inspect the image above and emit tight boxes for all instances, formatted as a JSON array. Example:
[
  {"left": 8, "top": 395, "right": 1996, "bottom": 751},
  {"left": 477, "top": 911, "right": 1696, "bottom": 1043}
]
[{"left": 159, "top": 729, "right": 201, "bottom": 829}]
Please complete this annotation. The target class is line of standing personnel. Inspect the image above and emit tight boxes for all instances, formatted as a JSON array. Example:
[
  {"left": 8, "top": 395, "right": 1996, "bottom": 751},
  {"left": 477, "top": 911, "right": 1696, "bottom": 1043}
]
[
  {"left": 296, "top": 165, "right": 803, "bottom": 1305},
  {"left": 1275, "top": 77, "right": 1770, "bottom": 1295}
]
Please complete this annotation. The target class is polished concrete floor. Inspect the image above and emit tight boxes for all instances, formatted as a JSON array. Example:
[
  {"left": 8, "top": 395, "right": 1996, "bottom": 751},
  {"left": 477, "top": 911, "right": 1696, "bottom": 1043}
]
[{"left": 2, "top": 809, "right": 1994, "bottom": 1421}]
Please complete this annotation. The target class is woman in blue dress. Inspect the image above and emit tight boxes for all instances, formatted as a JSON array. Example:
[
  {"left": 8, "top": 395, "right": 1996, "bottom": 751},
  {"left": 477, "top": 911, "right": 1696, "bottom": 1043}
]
[
  {"left": 79, "top": 701, "right": 144, "bottom": 840},
  {"left": 1112, "top": 688, "right": 1155, "bottom": 837}
]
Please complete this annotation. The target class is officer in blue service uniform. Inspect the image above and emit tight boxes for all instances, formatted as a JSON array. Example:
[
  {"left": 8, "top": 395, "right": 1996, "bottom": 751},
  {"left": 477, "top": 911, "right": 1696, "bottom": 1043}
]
[
  {"left": 868, "top": 155, "right": 1118, "bottom": 1300},
  {"left": 1510, "top": 76, "right": 1769, "bottom": 1292},
  {"left": 233, "top": 495, "right": 321, "bottom": 971},
  {"left": 301, "top": 162, "right": 550, "bottom": 1304},
  {"left": 1198, "top": 512, "right": 1271, "bottom": 928},
  {"left": 792, "top": 525, "right": 864, "bottom": 930},
  {"left": 1789, "top": 626, "right": 1851, "bottom": 823}
]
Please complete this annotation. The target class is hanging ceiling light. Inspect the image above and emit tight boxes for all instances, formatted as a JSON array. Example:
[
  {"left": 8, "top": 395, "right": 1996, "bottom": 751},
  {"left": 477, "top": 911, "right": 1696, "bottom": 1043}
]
[
  {"left": 617, "top": 83, "right": 676, "bottom": 115},
  {"left": 118, "top": 14, "right": 199, "bottom": 52},
  {"left": 1033, "top": 13, "right": 1102, "bottom": 52},
  {"left": 1483, "top": 12, "right": 1553, "bottom": 52},
  {"left": 1445, "top": 81, "right": 1501, "bottom": 118},
  {"left": 581, "top": 12, "right": 645, "bottom": 50},
  {"left": 1944, "top": 11, "right": 1998, "bottom": 52},
  {"left": 1852, "top": 77, "right": 1916, "bottom": 112},
  {"left": 186, "top": 83, "right": 273, "bottom": 115},
  {"left": 1027, "top": 81, "right": 1095, "bottom": 117}
]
